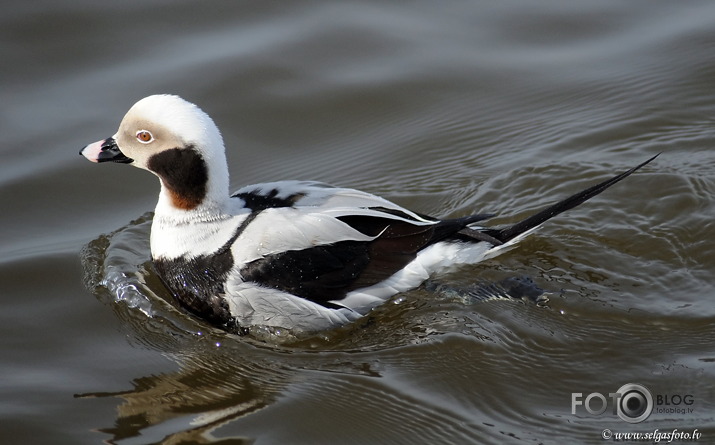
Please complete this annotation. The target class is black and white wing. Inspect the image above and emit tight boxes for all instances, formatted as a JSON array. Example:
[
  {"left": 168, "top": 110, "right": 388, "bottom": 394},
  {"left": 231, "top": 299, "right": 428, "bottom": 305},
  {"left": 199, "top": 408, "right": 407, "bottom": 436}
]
[{"left": 227, "top": 181, "right": 492, "bottom": 312}]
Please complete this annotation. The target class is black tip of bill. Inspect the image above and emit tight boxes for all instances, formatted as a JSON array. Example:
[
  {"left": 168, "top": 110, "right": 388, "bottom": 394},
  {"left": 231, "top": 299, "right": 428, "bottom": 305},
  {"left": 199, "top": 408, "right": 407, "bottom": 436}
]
[{"left": 79, "top": 137, "right": 134, "bottom": 164}]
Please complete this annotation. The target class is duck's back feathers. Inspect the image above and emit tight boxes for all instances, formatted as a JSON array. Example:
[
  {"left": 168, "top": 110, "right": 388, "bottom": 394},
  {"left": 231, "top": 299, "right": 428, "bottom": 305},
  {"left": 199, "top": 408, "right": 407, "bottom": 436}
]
[
  {"left": 237, "top": 211, "right": 493, "bottom": 309},
  {"left": 228, "top": 182, "right": 492, "bottom": 304}
]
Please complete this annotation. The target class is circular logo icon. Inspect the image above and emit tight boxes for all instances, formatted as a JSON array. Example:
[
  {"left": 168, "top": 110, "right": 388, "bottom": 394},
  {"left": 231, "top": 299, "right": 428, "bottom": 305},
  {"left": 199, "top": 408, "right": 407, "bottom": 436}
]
[{"left": 616, "top": 383, "right": 653, "bottom": 423}]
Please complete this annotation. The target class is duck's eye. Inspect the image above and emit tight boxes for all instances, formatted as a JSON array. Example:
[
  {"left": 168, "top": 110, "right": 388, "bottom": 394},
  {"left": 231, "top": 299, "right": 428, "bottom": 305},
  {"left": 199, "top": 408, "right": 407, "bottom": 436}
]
[{"left": 136, "top": 130, "right": 154, "bottom": 144}]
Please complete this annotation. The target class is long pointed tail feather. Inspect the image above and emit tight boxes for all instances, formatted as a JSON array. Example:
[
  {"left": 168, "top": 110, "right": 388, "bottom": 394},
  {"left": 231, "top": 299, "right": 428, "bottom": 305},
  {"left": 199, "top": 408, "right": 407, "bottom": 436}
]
[{"left": 482, "top": 153, "right": 659, "bottom": 244}]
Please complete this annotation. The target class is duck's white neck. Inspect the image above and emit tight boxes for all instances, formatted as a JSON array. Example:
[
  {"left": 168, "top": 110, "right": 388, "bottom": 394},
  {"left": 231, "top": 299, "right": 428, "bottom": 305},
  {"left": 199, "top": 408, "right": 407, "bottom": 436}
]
[
  {"left": 154, "top": 189, "right": 230, "bottom": 225},
  {"left": 150, "top": 161, "right": 236, "bottom": 260}
]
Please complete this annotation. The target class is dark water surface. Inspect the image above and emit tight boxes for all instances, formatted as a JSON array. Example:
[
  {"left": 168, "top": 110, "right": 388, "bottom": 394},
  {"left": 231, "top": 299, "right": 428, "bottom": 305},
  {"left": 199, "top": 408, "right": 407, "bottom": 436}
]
[{"left": 2, "top": 1, "right": 714, "bottom": 444}]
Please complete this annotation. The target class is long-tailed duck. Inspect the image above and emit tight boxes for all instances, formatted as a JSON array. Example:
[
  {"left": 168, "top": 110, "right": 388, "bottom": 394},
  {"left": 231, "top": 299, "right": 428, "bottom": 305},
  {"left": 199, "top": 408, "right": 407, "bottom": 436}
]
[{"left": 80, "top": 94, "right": 657, "bottom": 334}]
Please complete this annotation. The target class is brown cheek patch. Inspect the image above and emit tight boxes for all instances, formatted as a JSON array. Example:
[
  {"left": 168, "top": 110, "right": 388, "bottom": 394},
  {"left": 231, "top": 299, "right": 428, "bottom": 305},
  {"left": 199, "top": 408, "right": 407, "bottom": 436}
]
[{"left": 147, "top": 146, "right": 208, "bottom": 211}]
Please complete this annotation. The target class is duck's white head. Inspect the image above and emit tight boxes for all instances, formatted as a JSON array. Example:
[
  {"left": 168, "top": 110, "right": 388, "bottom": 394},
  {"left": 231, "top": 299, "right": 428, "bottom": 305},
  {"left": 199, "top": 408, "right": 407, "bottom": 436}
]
[{"left": 80, "top": 95, "right": 230, "bottom": 217}]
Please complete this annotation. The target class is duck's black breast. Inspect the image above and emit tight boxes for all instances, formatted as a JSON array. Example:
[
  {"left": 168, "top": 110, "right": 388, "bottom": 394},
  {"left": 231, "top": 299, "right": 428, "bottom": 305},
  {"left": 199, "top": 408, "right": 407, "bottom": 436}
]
[{"left": 153, "top": 250, "right": 235, "bottom": 328}]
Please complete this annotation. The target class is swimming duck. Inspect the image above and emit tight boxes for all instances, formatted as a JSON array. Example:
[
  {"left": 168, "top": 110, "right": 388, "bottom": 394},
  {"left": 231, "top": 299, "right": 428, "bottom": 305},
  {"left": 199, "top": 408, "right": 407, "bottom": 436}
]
[{"left": 80, "top": 94, "right": 657, "bottom": 334}]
